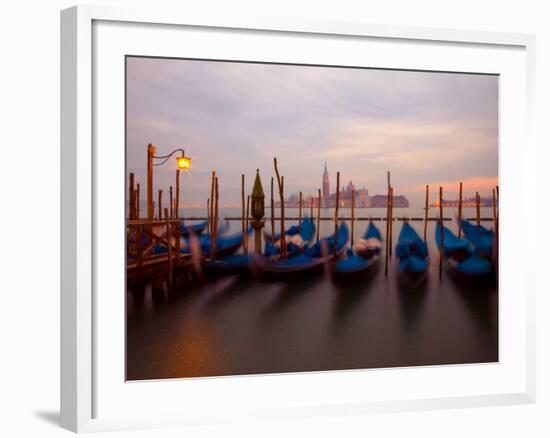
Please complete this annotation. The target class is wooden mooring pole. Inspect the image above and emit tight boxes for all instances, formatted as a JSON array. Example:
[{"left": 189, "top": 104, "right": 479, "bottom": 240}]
[
  {"left": 273, "top": 158, "right": 286, "bottom": 258},
  {"left": 129, "top": 173, "right": 135, "bottom": 220},
  {"left": 157, "top": 189, "right": 163, "bottom": 221},
  {"left": 333, "top": 171, "right": 340, "bottom": 256},
  {"left": 210, "top": 171, "right": 216, "bottom": 235},
  {"left": 147, "top": 144, "right": 155, "bottom": 221},
  {"left": 387, "top": 171, "right": 392, "bottom": 257},
  {"left": 169, "top": 186, "right": 173, "bottom": 219},
  {"left": 209, "top": 173, "right": 217, "bottom": 258},
  {"left": 242, "top": 174, "right": 246, "bottom": 250},
  {"left": 439, "top": 186, "right": 444, "bottom": 278},
  {"left": 212, "top": 177, "right": 219, "bottom": 257},
  {"left": 389, "top": 187, "right": 394, "bottom": 257},
  {"left": 280, "top": 177, "right": 286, "bottom": 258},
  {"left": 493, "top": 186, "right": 499, "bottom": 266},
  {"left": 175, "top": 169, "right": 180, "bottom": 219},
  {"left": 493, "top": 189, "right": 497, "bottom": 232},
  {"left": 476, "top": 192, "right": 481, "bottom": 226},
  {"left": 384, "top": 184, "right": 390, "bottom": 277},
  {"left": 317, "top": 189, "right": 321, "bottom": 242},
  {"left": 423, "top": 185, "right": 429, "bottom": 241},
  {"left": 298, "top": 191, "right": 302, "bottom": 226},
  {"left": 245, "top": 194, "right": 250, "bottom": 255},
  {"left": 351, "top": 188, "right": 355, "bottom": 246},
  {"left": 310, "top": 197, "right": 313, "bottom": 219},
  {"left": 458, "top": 182, "right": 463, "bottom": 238},
  {"left": 206, "top": 198, "right": 210, "bottom": 235},
  {"left": 270, "top": 177, "right": 275, "bottom": 244},
  {"left": 164, "top": 207, "right": 173, "bottom": 285},
  {"left": 136, "top": 183, "right": 140, "bottom": 219}
]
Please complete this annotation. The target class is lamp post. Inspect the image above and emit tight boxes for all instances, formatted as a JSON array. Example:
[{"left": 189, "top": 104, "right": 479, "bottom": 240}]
[
  {"left": 251, "top": 169, "right": 265, "bottom": 254},
  {"left": 146, "top": 144, "right": 191, "bottom": 221}
]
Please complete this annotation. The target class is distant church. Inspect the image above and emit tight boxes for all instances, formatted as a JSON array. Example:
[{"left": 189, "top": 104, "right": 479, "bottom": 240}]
[{"left": 322, "top": 163, "right": 369, "bottom": 208}]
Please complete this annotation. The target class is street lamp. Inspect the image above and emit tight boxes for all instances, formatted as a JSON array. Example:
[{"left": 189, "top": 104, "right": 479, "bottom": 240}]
[
  {"left": 147, "top": 144, "right": 191, "bottom": 221},
  {"left": 153, "top": 148, "right": 191, "bottom": 169}
]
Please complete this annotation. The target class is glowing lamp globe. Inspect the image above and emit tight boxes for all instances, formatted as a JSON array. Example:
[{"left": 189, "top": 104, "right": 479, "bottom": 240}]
[{"left": 176, "top": 155, "right": 191, "bottom": 170}]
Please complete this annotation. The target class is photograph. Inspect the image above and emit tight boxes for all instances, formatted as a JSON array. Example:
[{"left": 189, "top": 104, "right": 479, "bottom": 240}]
[{"left": 125, "top": 56, "right": 499, "bottom": 381}]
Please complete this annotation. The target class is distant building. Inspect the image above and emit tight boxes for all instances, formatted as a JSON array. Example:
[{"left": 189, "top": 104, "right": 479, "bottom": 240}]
[
  {"left": 275, "top": 163, "right": 413, "bottom": 208},
  {"left": 322, "top": 163, "right": 330, "bottom": 207},
  {"left": 432, "top": 196, "right": 495, "bottom": 208},
  {"left": 320, "top": 165, "right": 369, "bottom": 208},
  {"left": 369, "top": 195, "right": 409, "bottom": 208},
  {"left": 356, "top": 190, "right": 370, "bottom": 207}
]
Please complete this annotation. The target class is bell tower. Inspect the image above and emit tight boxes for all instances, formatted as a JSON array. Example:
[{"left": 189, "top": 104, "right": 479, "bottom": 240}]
[{"left": 322, "top": 162, "right": 330, "bottom": 202}]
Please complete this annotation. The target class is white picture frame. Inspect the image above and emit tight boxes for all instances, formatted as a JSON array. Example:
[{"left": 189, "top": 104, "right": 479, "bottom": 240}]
[{"left": 60, "top": 4, "right": 536, "bottom": 433}]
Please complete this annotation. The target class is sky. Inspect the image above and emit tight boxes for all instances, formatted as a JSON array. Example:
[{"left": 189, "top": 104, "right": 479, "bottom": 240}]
[{"left": 126, "top": 56, "right": 498, "bottom": 207}]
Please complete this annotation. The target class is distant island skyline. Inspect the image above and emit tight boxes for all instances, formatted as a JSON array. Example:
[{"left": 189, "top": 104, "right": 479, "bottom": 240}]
[{"left": 126, "top": 57, "right": 498, "bottom": 207}]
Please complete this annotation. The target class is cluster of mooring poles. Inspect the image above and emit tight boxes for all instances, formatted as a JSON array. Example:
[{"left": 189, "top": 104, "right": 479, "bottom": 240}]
[{"left": 126, "top": 144, "right": 500, "bottom": 286}]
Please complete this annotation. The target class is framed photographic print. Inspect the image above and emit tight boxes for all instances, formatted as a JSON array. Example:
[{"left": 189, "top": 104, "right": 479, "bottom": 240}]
[{"left": 61, "top": 5, "right": 536, "bottom": 433}]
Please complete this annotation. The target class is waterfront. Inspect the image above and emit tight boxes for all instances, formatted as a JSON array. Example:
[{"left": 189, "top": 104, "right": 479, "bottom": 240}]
[{"left": 127, "top": 206, "right": 498, "bottom": 380}]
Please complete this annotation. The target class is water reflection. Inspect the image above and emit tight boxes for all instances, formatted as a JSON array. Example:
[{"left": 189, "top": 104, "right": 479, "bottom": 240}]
[
  {"left": 201, "top": 275, "right": 255, "bottom": 315},
  {"left": 331, "top": 268, "right": 379, "bottom": 324},
  {"left": 261, "top": 275, "right": 324, "bottom": 319},
  {"left": 127, "top": 209, "right": 498, "bottom": 380},
  {"left": 397, "top": 280, "right": 429, "bottom": 332}
]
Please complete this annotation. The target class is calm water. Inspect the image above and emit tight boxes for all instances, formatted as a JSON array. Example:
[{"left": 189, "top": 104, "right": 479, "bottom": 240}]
[{"left": 126, "top": 207, "right": 498, "bottom": 380}]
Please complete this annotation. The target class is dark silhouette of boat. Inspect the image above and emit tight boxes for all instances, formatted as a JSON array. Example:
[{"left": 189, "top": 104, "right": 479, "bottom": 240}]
[
  {"left": 153, "top": 230, "right": 246, "bottom": 258},
  {"left": 436, "top": 222, "right": 493, "bottom": 279},
  {"left": 334, "top": 249, "right": 380, "bottom": 278},
  {"left": 193, "top": 232, "right": 246, "bottom": 258},
  {"left": 396, "top": 222, "right": 429, "bottom": 283},
  {"left": 335, "top": 221, "right": 382, "bottom": 277},
  {"left": 304, "top": 222, "right": 349, "bottom": 258},
  {"left": 352, "top": 220, "right": 383, "bottom": 259},
  {"left": 263, "top": 216, "right": 316, "bottom": 242},
  {"left": 203, "top": 255, "right": 252, "bottom": 277},
  {"left": 178, "top": 220, "right": 208, "bottom": 236},
  {"left": 253, "top": 223, "right": 349, "bottom": 279},
  {"left": 460, "top": 219, "right": 494, "bottom": 259},
  {"left": 179, "top": 220, "right": 230, "bottom": 237}
]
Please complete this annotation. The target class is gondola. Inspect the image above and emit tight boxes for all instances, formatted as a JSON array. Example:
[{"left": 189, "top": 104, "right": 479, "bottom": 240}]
[
  {"left": 179, "top": 220, "right": 229, "bottom": 237},
  {"left": 252, "top": 253, "right": 327, "bottom": 278},
  {"left": 435, "top": 222, "right": 493, "bottom": 278},
  {"left": 352, "top": 220, "right": 383, "bottom": 259},
  {"left": 264, "top": 235, "right": 305, "bottom": 257},
  {"left": 304, "top": 222, "right": 349, "bottom": 258},
  {"left": 263, "top": 217, "right": 316, "bottom": 243},
  {"left": 253, "top": 223, "right": 349, "bottom": 279},
  {"left": 154, "top": 230, "right": 245, "bottom": 258},
  {"left": 179, "top": 220, "right": 208, "bottom": 237},
  {"left": 395, "top": 222, "right": 429, "bottom": 282},
  {"left": 334, "top": 248, "right": 380, "bottom": 278},
  {"left": 264, "top": 217, "right": 315, "bottom": 257},
  {"left": 460, "top": 219, "right": 494, "bottom": 259},
  {"left": 193, "top": 231, "right": 246, "bottom": 258},
  {"left": 446, "top": 254, "right": 493, "bottom": 278},
  {"left": 435, "top": 222, "right": 471, "bottom": 262},
  {"left": 202, "top": 254, "right": 252, "bottom": 277}
]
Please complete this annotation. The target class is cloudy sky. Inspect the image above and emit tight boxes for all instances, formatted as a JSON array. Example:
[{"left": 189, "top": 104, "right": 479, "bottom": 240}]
[{"left": 126, "top": 56, "right": 498, "bottom": 207}]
